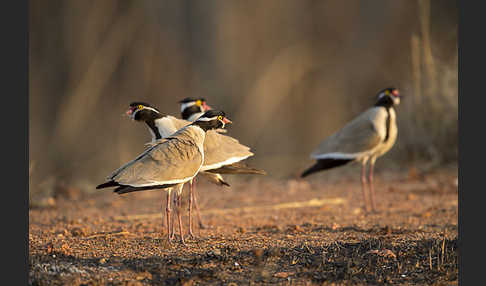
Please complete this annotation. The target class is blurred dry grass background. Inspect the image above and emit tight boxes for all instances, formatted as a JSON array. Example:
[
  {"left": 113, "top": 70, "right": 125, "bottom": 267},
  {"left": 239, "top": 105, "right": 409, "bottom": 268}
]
[{"left": 29, "top": 0, "right": 457, "bottom": 201}]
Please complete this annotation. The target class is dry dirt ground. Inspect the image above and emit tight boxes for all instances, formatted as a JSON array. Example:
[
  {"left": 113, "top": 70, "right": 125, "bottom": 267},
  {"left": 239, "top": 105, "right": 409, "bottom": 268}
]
[{"left": 29, "top": 167, "right": 458, "bottom": 285}]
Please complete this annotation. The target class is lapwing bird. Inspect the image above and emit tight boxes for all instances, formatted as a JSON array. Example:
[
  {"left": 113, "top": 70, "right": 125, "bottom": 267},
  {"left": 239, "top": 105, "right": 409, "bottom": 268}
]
[
  {"left": 97, "top": 110, "right": 232, "bottom": 244},
  {"left": 178, "top": 98, "right": 266, "bottom": 177},
  {"left": 126, "top": 101, "right": 264, "bottom": 237},
  {"left": 179, "top": 97, "right": 213, "bottom": 122},
  {"left": 301, "top": 87, "right": 402, "bottom": 213},
  {"left": 178, "top": 98, "right": 267, "bottom": 232},
  {"left": 126, "top": 101, "right": 229, "bottom": 185}
]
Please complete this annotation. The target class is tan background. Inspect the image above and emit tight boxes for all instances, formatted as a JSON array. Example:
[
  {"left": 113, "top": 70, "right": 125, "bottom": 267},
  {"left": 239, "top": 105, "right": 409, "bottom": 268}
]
[{"left": 29, "top": 0, "right": 457, "bottom": 198}]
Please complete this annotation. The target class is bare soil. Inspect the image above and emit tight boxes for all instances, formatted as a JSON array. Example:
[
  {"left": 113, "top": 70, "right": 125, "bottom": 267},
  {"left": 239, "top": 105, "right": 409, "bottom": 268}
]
[{"left": 29, "top": 167, "right": 458, "bottom": 285}]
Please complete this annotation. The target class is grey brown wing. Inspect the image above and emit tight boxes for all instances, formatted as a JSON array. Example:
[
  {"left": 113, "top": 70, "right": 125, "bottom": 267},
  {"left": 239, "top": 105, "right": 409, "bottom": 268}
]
[
  {"left": 106, "top": 142, "right": 160, "bottom": 180},
  {"left": 110, "top": 138, "right": 203, "bottom": 187},
  {"left": 201, "top": 130, "right": 254, "bottom": 170},
  {"left": 311, "top": 111, "right": 383, "bottom": 158}
]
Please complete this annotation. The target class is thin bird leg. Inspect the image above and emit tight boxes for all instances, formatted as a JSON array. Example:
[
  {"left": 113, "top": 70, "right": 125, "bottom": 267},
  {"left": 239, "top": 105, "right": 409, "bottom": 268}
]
[
  {"left": 161, "top": 193, "right": 166, "bottom": 230},
  {"left": 170, "top": 191, "right": 177, "bottom": 240},
  {"left": 160, "top": 192, "right": 166, "bottom": 229},
  {"left": 176, "top": 186, "right": 186, "bottom": 244},
  {"left": 161, "top": 211, "right": 166, "bottom": 228},
  {"left": 368, "top": 158, "right": 378, "bottom": 212},
  {"left": 191, "top": 177, "right": 206, "bottom": 229},
  {"left": 361, "top": 162, "right": 371, "bottom": 213},
  {"left": 165, "top": 189, "right": 172, "bottom": 243},
  {"left": 188, "top": 179, "right": 195, "bottom": 238}
]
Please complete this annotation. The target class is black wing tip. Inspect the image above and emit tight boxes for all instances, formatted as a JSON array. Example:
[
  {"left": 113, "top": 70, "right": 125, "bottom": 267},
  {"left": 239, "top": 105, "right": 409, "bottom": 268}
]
[
  {"left": 300, "top": 169, "right": 313, "bottom": 178},
  {"left": 113, "top": 183, "right": 177, "bottom": 195},
  {"left": 219, "top": 179, "right": 231, "bottom": 187},
  {"left": 96, "top": 181, "right": 173, "bottom": 194},
  {"left": 113, "top": 185, "right": 150, "bottom": 195},
  {"left": 300, "top": 158, "right": 354, "bottom": 178},
  {"left": 96, "top": 181, "right": 119, "bottom": 189},
  {"left": 96, "top": 181, "right": 149, "bottom": 194},
  {"left": 113, "top": 186, "right": 133, "bottom": 194},
  {"left": 301, "top": 167, "right": 318, "bottom": 178}
]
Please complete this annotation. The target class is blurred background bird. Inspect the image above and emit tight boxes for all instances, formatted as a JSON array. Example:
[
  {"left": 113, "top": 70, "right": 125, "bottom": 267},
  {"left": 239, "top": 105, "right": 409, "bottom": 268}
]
[{"left": 301, "top": 87, "right": 402, "bottom": 212}]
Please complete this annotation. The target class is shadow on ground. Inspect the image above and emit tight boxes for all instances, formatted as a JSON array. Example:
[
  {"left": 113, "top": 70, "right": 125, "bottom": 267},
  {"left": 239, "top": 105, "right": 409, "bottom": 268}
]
[{"left": 30, "top": 236, "right": 457, "bottom": 285}]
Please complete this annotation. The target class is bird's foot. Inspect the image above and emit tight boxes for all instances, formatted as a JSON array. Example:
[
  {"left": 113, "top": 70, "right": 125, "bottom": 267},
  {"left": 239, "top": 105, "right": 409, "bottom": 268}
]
[
  {"left": 180, "top": 237, "right": 186, "bottom": 246},
  {"left": 188, "top": 231, "right": 196, "bottom": 239}
]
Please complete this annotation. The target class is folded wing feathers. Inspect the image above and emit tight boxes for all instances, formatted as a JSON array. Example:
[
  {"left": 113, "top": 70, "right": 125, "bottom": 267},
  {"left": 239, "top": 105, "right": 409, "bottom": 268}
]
[
  {"left": 202, "top": 130, "right": 254, "bottom": 168},
  {"left": 106, "top": 127, "right": 204, "bottom": 187},
  {"left": 103, "top": 116, "right": 259, "bottom": 190},
  {"left": 205, "top": 161, "right": 267, "bottom": 175},
  {"left": 160, "top": 117, "right": 255, "bottom": 169},
  {"left": 310, "top": 108, "right": 385, "bottom": 159}
]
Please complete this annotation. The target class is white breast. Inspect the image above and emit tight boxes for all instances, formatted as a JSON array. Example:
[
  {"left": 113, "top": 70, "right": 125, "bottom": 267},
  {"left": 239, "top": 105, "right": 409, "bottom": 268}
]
[
  {"left": 371, "top": 107, "right": 389, "bottom": 141},
  {"left": 153, "top": 117, "right": 179, "bottom": 141},
  {"left": 372, "top": 107, "right": 398, "bottom": 158}
]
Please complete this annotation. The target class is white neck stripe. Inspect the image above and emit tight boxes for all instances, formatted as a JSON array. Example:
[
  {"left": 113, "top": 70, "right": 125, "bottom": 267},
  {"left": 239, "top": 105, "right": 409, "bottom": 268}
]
[
  {"left": 196, "top": 116, "right": 217, "bottom": 122},
  {"left": 143, "top": 107, "right": 160, "bottom": 113},
  {"left": 133, "top": 106, "right": 160, "bottom": 117},
  {"left": 180, "top": 102, "right": 196, "bottom": 112}
]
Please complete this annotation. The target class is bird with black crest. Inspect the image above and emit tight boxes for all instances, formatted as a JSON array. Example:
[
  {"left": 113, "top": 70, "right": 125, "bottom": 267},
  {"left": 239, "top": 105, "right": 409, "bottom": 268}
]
[
  {"left": 97, "top": 110, "right": 232, "bottom": 244},
  {"left": 301, "top": 87, "right": 402, "bottom": 213}
]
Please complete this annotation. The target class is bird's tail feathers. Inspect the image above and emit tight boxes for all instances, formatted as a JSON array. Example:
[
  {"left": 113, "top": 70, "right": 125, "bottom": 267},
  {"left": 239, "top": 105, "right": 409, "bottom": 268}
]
[
  {"left": 96, "top": 181, "right": 119, "bottom": 189},
  {"left": 300, "top": 158, "right": 354, "bottom": 178},
  {"left": 207, "top": 162, "right": 267, "bottom": 175}
]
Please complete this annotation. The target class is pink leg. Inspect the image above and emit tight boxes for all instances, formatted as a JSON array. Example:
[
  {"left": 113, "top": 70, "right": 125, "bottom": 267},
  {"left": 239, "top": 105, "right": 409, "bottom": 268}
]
[
  {"left": 161, "top": 193, "right": 167, "bottom": 228},
  {"left": 165, "top": 189, "right": 172, "bottom": 243},
  {"left": 191, "top": 177, "right": 206, "bottom": 229},
  {"left": 188, "top": 180, "right": 195, "bottom": 238},
  {"left": 361, "top": 163, "right": 371, "bottom": 213},
  {"left": 170, "top": 192, "right": 177, "bottom": 240},
  {"left": 176, "top": 193, "right": 185, "bottom": 244},
  {"left": 368, "top": 160, "right": 377, "bottom": 212}
]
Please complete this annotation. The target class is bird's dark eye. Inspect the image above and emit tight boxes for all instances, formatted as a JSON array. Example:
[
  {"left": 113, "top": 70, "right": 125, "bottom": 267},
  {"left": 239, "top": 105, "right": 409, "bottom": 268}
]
[
  {"left": 217, "top": 115, "right": 223, "bottom": 121},
  {"left": 138, "top": 105, "right": 143, "bottom": 110}
]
